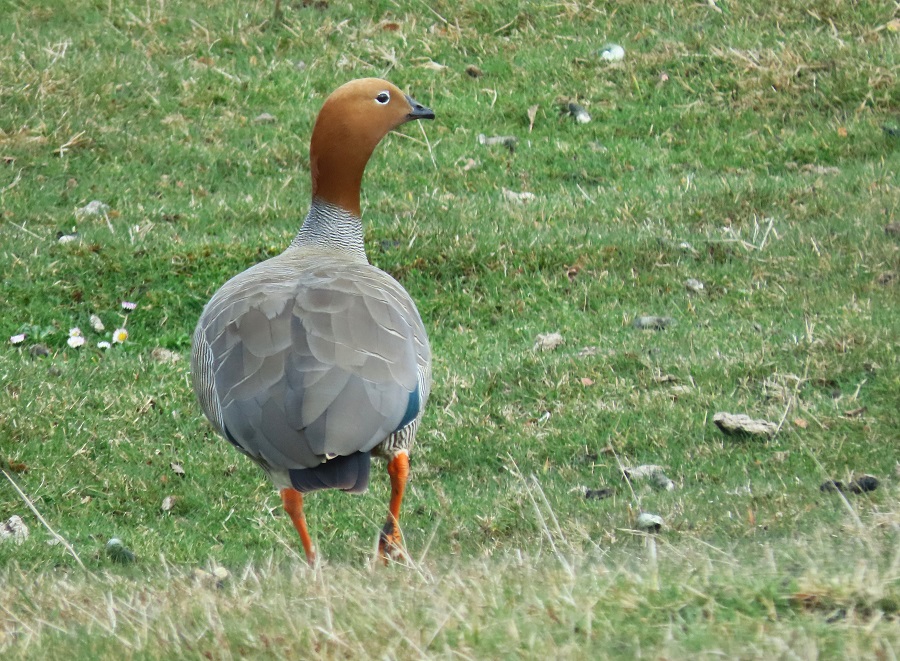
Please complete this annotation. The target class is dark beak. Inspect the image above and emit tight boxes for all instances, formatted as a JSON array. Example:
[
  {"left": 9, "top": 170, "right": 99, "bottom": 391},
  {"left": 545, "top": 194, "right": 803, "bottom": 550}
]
[{"left": 405, "top": 94, "right": 435, "bottom": 121}]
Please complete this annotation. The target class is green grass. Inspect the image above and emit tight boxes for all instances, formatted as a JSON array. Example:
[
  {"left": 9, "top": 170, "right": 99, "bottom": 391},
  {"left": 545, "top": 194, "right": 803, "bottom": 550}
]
[{"left": 1, "top": 0, "right": 898, "bottom": 657}]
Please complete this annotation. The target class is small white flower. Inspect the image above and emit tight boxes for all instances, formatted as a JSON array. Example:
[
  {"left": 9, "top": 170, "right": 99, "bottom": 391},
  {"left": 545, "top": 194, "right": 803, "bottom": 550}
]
[
  {"left": 67, "top": 335, "right": 85, "bottom": 348},
  {"left": 121, "top": 301, "right": 137, "bottom": 311},
  {"left": 97, "top": 341, "right": 111, "bottom": 349},
  {"left": 90, "top": 314, "right": 105, "bottom": 332},
  {"left": 112, "top": 328, "right": 128, "bottom": 344},
  {"left": 10, "top": 333, "right": 26, "bottom": 345},
  {"left": 69, "top": 327, "right": 83, "bottom": 337}
]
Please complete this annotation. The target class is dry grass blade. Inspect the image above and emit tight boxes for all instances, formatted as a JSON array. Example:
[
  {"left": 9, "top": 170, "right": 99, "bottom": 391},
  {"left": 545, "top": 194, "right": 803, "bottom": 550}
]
[
  {"left": 2, "top": 168, "right": 22, "bottom": 193},
  {"left": 506, "top": 455, "right": 575, "bottom": 578},
  {"left": 417, "top": 120, "right": 437, "bottom": 170},
  {"left": 5, "top": 219, "right": 43, "bottom": 240},
  {"left": 2, "top": 469, "right": 86, "bottom": 571}
]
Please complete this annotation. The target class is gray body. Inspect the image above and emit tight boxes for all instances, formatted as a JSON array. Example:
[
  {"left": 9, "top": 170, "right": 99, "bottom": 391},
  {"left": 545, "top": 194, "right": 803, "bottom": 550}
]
[{"left": 191, "top": 201, "right": 431, "bottom": 492}]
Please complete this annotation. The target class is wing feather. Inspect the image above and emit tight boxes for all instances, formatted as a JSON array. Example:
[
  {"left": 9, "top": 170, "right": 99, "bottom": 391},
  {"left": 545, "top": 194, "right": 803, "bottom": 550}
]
[{"left": 191, "top": 251, "right": 430, "bottom": 471}]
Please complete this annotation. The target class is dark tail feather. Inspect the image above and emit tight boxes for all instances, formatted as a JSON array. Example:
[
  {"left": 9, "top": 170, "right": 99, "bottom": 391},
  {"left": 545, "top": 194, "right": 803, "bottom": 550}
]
[{"left": 289, "top": 452, "right": 371, "bottom": 494}]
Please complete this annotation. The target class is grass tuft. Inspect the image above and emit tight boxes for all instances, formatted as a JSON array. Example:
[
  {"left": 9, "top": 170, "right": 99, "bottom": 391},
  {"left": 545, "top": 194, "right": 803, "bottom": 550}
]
[{"left": 1, "top": 0, "right": 898, "bottom": 656}]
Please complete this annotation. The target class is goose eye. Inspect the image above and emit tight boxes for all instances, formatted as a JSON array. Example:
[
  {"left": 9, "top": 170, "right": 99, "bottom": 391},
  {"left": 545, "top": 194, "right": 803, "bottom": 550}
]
[{"left": 375, "top": 91, "right": 391, "bottom": 105}]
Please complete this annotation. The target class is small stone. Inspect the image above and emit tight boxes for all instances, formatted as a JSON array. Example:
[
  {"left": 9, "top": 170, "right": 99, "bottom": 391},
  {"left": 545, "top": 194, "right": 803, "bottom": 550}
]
[
  {"left": 632, "top": 316, "right": 675, "bottom": 330},
  {"left": 685, "top": 278, "right": 705, "bottom": 293},
  {"left": 820, "top": 480, "right": 846, "bottom": 493},
  {"left": 800, "top": 164, "right": 840, "bottom": 176},
  {"left": 848, "top": 475, "right": 878, "bottom": 494},
  {"left": 599, "top": 43, "right": 625, "bottom": 62},
  {"left": 29, "top": 344, "right": 50, "bottom": 358},
  {"left": 151, "top": 347, "right": 182, "bottom": 364},
  {"left": 623, "top": 465, "right": 675, "bottom": 491},
  {"left": 533, "top": 332, "right": 564, "bottom": 352},
  {"left": 477, "top": 134, "right": 517, "bottom": 151},
  {"left": 584, "top": 487, "right": 615, "bottom": 500},
  {"left": 76, "top": 200, "right": 110, "bottom": 218},
  {"left": 821, "top": 475, "right": 879, "bottom": 494},
  {"left": 713, "top": 412, "right": 778, "bottom": 439},
  {"left": 502, "top": 188, "right": 536, "bottom": 204},
  {"left": 161, "top": 495, "right": 177, "bottom": 512},
  {"left": 253, "top": 112, "right": 277, "bottom": 124},
  {"left": 193, "top": 566, "right": 230, "bottom": 588},
  {"left": 106, "top": 538, "right": 136, "bottom": 564},
  {"left": 0, "top": 515, "right": 29, "bottom": 545},
  {"left": 636, "top": 512, "right": 663, "bottom": 532},
  {"left": 567, "top": 102, "right": 591, "bottom": 124}
]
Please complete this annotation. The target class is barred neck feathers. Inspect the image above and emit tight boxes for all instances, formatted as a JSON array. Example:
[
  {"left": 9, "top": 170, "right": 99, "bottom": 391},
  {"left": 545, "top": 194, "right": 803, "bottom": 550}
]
[
  {"left": 293, "top": 78, "right": 434, "bottom": 251},
  {"left": 290, "top": 200, "right": 367, "bottom": 261}
]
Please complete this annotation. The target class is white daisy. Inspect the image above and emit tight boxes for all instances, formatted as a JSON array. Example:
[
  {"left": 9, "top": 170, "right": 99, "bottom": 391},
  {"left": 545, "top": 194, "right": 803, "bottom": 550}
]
[
  {"left": 69, "top": 327, "right": 83, "bottom": 337},
  {"left": 121, "top": 301, "right": 137, "bottom": 311},
  {"left": 10, "top": 333, "right": 26, "bottom": 345},
  {"left": 67, "top": 335, "right": 85, "bottom": 348},
  {"left": 97, "top": 341, "right": 111, "bottom": 349},
  {"left": 112, "top": 328, "right": 128, "bottom": 344}
]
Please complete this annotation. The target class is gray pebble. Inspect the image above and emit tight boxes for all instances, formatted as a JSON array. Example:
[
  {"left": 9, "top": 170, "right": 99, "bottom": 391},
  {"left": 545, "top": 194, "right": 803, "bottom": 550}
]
[
  {"left": 636, "top": 512, "right": 663, "bottom": 532},
  {"left": 633, "top": 316, "right": 675, "bottom": 330},
  {"left": 106, "top": 537, "right": 136, "bottom": 564}
]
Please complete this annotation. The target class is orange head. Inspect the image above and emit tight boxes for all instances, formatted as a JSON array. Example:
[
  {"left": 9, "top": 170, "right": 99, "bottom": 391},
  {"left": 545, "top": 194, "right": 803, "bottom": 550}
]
[{"left": 308, "top": 78, "right": 435, "bottom": 217}]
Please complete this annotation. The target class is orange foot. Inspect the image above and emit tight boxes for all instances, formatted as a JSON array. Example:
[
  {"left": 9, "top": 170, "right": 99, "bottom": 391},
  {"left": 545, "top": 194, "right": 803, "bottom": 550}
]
[{"left": 378, "top": 519, "right": 408, "bottom": 564}]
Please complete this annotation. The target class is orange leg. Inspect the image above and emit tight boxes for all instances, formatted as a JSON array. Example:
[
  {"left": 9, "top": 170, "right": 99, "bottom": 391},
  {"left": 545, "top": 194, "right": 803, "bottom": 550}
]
[
  {"left": 280, "top": 488, "right": 315, "bottom": 565},
  {"left": 378, "top": 451, "right": 410, "bottom": 563}
]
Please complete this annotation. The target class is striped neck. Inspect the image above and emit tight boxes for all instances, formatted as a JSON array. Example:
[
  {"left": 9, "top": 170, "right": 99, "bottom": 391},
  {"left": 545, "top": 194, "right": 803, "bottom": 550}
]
[{"left": 289, "top": 199, "right": 368, "bottom": 262}]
